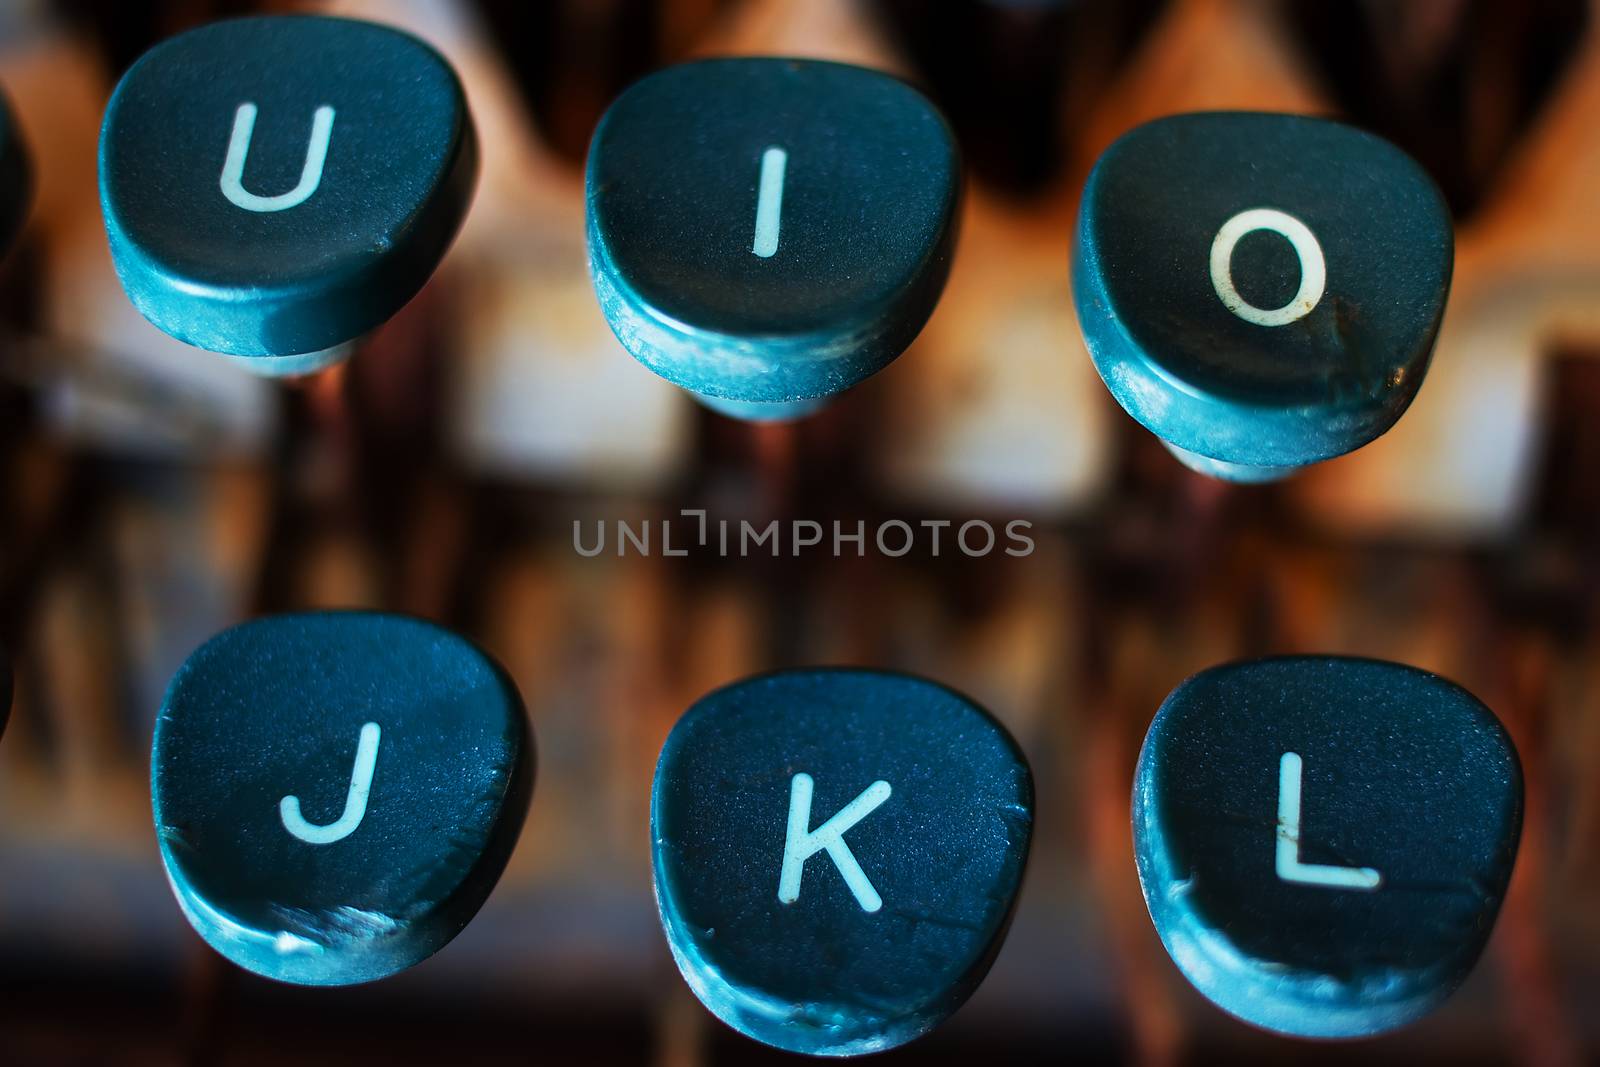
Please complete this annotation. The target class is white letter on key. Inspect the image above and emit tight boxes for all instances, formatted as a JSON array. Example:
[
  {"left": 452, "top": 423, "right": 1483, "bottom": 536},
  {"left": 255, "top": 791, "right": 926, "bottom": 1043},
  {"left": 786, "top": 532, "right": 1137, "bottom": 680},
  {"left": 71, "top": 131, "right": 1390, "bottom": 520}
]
[
  {"left": 751, "top": 146, "right": 787, "bottom": 258},
  {"left": 221, "top": 102, "right": 336, "bottom": 213},
  {"left": 280, "top": 721, "right": 381, "bottom": 845},
  {"left": 778, "top": 772, "right": 892, "bottom": 913},
  {"left": 1275, "top": 751, "right": 1382, "bottom": 891}
]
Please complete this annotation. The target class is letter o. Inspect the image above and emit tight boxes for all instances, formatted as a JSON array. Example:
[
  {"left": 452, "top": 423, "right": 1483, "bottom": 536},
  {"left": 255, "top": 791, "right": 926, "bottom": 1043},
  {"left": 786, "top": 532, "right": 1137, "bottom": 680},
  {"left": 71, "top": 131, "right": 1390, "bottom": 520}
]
[
  {"left": 958, "top": 520, "right": 996, "bottom": 557},
  {"left": 1209, "top": 208, "right": 1326, "bottom": 327},
  {"left": 876, "top": 520, "right": 914, "bottom": 558}
]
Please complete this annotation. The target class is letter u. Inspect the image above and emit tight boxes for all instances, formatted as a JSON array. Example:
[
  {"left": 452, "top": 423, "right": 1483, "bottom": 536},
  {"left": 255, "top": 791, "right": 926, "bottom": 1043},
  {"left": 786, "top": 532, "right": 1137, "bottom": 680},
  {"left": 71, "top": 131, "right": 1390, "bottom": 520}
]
[
  {"left": 573, "top": 520, "right": 606, "bottom": 557},
  {"left": 220, "top": 102, "right": 336, "bottom": 213}
]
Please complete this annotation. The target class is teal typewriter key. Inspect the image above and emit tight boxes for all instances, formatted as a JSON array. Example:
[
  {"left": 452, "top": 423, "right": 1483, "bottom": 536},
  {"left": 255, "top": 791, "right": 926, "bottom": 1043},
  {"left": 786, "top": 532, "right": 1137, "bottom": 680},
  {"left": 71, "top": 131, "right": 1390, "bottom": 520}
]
[
  {"left": 1074, "top": 112, "right": 1452, "bottom": 481},
  {"left": 152, "top": 613, "right": 532, "bottom": 986},
  {"left": 586, "top": 58, "right": 962, "bottom": 421},
  {"left": 651, "top": 669, "right": 1033, "bottom": 1055},
  {"left": 1133, "top": 657, "right": 1522, "bottom": 1037},
  {"left": 0, "top": 84, "right": 30, "bottom": 258},
  {"left": 99, "top": 16, "right": 478, "bottom": 368}
]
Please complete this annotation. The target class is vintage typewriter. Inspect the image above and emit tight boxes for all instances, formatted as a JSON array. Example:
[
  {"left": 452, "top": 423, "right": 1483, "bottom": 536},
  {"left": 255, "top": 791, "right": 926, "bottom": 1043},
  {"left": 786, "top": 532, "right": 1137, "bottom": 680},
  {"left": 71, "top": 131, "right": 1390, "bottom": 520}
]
[{"left": 0, "top": 0, "right": 1597, "bottom": 1062}]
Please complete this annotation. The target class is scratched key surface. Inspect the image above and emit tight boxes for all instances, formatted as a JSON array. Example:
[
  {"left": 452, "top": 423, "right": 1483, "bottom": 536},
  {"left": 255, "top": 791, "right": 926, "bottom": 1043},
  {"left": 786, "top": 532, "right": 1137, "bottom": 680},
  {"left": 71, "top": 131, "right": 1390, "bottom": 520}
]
[
  {"left": 98, "top": 15, "right": 477, "bottom": 366},
  {"left": 152, "top": 613, "right": 532, "bottom": 986},
  {"left": 0, "top": 83, "right": 30, "bottom": 258},
  {"left": 651, "top": 668, "right": 1033, "bottom": 1056},
  {"left": 586, "top": 58, "right": 961, "bottom": 420},
  {"left": 1074, "top": 112, "right": 1453, "bottom": 481},
  {"left": 1132, "top": 656, "right": 1523, "bottom": 1038}
]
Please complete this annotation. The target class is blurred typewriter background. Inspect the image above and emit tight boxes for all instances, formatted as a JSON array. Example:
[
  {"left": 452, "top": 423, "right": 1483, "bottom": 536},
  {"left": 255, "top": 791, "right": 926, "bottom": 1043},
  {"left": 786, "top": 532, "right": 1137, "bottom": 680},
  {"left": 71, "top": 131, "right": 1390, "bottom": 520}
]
[{"left": 1, "top": 0, "right": 1598, "bottom": 1062}]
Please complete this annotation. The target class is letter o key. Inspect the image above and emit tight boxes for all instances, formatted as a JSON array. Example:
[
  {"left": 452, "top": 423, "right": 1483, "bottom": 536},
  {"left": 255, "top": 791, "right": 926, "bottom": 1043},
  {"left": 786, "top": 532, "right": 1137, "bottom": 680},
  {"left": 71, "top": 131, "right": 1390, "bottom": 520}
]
[{"left": 1209, "top": 208, "right": 1326, "bottom": 327}]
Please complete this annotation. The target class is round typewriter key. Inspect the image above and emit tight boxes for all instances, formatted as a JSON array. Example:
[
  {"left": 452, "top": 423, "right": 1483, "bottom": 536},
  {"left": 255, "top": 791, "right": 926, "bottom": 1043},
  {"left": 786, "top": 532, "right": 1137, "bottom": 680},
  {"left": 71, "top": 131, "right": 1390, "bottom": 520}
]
[
  {"left": 153, "top": 613, "right": 532, "bottom": 986},
  {"left": 99, "top": 15, "right": 477, "bottom": 362},
  {"left": 586, "top": 58, "right": 961, "bottom": 420},
  {"left": 0, "top": 84, "right": 30, "bottom": 258},
  {"left": 651, "top": 669, "right": 1033, "bottom": 1055},
  {"left": 1133, "top": 656, "right": 1522, "bottom": 1037},
  {"left": 1074, "top": 112, "right": 1452, "bottom": 481}
]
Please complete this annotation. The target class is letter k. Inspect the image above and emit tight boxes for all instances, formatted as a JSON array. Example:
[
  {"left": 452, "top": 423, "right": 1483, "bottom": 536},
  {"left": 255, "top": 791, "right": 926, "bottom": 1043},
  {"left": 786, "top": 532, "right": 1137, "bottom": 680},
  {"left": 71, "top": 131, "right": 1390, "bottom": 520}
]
[{"left": 778, "top": 773, "right": 892, "bottom": 913}]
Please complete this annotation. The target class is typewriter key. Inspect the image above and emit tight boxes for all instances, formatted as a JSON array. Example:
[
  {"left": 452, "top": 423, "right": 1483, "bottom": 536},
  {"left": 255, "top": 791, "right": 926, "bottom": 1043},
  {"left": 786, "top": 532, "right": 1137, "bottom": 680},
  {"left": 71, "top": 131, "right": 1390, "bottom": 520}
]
[
  {"left": 1133, "top": 656, "right": 1522, "bottom": 1036},
  {"left": 586, "top": 58, "right": 961, "bottom": 420},
  {"left": 1074, "top": 112, "right": 1452, "bottom": 481},
  {"left": 651, "top": 668, "right": 1032, "bottom": 1054},
  {"left": 153, "top": 613, "right": 532, "bottom": 985},
  {"left": 99, "top": 16, "right": 477, "bottom": 366}
]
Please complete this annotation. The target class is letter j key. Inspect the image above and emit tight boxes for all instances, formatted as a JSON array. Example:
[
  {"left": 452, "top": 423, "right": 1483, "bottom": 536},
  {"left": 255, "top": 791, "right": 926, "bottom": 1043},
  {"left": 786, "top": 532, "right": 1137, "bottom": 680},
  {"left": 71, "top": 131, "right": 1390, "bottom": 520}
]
[
  {"left": 98, "top": 16, "right": 477, "bottom": 369},
  {"left": 152, "top": 613, "right": 532, "bottom": 985},
  {"left": 586, "top": 59, "right": 962, "bottom": 420},
  {"left": 1074, "top": 113, "right": 1453, "bottom": 481},
  {"left": 651, "top": 669, "right": 1032, "bottom": 1055}
]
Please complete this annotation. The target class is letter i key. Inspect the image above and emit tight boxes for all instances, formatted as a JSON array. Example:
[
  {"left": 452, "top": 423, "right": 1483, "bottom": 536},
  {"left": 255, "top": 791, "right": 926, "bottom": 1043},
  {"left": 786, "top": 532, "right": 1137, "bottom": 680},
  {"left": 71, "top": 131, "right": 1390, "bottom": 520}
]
[{"left": 587, "top": 59, "right": 961, "bottom": 420}]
